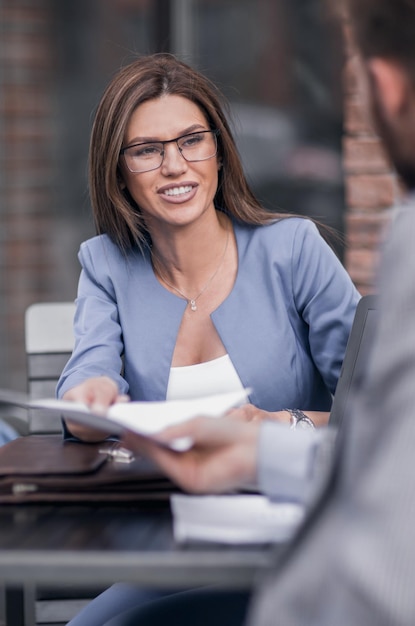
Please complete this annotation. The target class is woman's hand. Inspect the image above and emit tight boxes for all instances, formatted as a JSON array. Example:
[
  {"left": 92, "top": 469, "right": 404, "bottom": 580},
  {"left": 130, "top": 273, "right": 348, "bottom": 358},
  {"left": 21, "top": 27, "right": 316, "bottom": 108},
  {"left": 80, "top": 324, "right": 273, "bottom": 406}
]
[
  {"left": 63, "top": 376, "right": 129, "bottom": 442},
  {"left": 226, "top": 404, "right": 330, "bottom": 427},
  {"left": 225, "top": 404, "right": 291, "bottom": 424}
]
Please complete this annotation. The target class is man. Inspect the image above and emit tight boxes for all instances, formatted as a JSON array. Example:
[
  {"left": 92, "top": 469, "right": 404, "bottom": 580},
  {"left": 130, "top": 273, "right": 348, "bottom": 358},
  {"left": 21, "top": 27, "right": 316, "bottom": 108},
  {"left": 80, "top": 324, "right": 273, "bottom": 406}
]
[{"left": 118, "top": 0, "right": 415, "bottom": 623}]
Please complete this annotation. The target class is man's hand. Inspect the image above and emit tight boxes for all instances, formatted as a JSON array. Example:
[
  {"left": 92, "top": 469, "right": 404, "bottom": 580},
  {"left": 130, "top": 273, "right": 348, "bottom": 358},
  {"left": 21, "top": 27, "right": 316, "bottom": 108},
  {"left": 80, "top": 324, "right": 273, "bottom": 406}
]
[{"left": 122, "top": 416, "right": 260, "bottom": 494}]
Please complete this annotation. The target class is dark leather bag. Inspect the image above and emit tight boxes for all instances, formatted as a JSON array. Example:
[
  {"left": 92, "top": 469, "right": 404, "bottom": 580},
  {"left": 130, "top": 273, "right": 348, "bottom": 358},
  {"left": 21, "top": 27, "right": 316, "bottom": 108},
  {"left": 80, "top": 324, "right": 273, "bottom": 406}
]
[{"left": 0, "top": 434, "right": 176, "bottom": 503}]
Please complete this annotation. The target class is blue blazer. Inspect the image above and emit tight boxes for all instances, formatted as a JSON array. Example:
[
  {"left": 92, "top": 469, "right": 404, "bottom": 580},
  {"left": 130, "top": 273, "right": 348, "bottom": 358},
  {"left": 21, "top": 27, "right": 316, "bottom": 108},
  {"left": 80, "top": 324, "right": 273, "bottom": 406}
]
[{"left": 57, "top": 217, "right": 360, "bottom": 412}]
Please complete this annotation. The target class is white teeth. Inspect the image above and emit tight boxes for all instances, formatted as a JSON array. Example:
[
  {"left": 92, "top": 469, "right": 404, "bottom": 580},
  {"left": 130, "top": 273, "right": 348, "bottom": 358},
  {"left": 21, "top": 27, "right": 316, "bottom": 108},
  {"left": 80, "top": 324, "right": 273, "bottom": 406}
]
[{"left": 163, "top": 185, "right": 193, "bottom": 196}]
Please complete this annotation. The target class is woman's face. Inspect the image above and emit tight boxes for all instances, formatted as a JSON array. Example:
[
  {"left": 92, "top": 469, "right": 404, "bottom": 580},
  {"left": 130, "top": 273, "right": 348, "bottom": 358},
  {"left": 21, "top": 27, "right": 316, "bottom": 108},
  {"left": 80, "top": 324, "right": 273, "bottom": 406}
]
[{"left": 119, "top": 94, "right": 220, "bottom": 233}]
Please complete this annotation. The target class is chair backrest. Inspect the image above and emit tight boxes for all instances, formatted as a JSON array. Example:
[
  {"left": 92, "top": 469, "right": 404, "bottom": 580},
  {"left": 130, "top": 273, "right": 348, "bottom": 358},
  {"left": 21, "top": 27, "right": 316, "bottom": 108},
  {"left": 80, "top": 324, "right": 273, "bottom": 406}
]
[{"left": 25, "top": 302, "right": 75, "bottom": 433}]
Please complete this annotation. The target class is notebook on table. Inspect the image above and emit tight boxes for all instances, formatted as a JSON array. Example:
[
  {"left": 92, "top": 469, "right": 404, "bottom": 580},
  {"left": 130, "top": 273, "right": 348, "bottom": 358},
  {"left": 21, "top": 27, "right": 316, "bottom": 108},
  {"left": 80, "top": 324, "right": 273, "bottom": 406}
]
[{"left": 329, "top": 295, "right": 378, "bottom": 428}]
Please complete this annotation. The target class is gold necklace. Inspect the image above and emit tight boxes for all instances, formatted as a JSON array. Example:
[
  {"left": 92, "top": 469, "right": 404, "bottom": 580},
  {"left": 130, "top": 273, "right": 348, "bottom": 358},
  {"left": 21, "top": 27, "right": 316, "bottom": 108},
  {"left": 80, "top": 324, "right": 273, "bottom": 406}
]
[{"left": 151, "top": 228, "right": 230, "bottom": 312}]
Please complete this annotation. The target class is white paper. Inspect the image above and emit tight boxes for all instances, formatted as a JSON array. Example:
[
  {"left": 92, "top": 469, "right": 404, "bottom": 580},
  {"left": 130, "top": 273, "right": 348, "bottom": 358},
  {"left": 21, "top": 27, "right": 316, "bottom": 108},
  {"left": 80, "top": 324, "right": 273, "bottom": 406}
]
[
  {"left": 170, "top": 494, "right": 305, "bottom": 544},
  {"left": 0, "top": 387, "right": 250, "bottom": 450}
]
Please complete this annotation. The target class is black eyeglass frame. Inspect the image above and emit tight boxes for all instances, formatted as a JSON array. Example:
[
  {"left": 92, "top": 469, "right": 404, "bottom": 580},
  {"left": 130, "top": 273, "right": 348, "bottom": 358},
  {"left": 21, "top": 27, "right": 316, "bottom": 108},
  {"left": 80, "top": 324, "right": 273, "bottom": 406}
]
[{"left": 120, "top": 129, "right": 220, "bottom": 173}]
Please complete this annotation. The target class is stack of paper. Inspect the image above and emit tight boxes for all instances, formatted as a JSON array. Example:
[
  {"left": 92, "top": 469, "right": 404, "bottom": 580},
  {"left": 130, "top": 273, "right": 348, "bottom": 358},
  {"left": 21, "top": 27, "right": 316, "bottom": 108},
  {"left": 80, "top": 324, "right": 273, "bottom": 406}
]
[
  {"left": 170, "top": 494, "right": 305, "bottom": 544},
  {"left": 0, "top": 388, "right": 250, "bottom": 451}
]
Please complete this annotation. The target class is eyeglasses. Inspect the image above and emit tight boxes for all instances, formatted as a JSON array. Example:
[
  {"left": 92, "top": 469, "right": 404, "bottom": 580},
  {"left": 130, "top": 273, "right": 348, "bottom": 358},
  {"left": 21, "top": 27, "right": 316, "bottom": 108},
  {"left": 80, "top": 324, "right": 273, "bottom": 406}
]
[{"left": 120, "top": 129, "right": 220, "bottom": 173}]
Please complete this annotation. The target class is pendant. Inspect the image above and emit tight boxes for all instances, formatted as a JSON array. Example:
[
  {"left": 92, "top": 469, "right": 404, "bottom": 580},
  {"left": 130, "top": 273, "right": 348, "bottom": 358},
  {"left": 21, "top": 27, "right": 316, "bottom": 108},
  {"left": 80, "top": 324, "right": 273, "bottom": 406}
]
[{"left": 190, "top": 299, "right": 197, "bottom": 311}]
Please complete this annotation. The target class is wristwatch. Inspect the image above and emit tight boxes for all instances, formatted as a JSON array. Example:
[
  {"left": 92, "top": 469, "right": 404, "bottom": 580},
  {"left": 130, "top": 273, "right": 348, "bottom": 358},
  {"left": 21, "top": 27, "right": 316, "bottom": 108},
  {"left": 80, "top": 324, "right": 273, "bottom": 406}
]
[{"left": 285, "top": 408, "right": 315, "bottom": 430}]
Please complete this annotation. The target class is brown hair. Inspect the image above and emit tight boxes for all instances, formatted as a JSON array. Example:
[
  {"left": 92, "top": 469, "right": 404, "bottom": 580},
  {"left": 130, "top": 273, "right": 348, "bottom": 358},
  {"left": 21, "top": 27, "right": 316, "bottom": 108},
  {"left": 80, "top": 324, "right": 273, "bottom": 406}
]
[
  {"left": 346, "top": 0, "right": 415, "bottom": 78},
  {"left": 89, "top": 53, "right": 287, "bottom": 252}
]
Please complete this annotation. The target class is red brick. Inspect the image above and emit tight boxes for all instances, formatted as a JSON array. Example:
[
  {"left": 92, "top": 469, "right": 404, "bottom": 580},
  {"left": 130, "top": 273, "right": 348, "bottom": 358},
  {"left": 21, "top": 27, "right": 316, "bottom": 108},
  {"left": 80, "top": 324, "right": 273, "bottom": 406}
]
[
  {"left": 344, "top": 97, "right": 375, "bottom": 135},
  {"left": 2, "top": 86, "right": 54, "bottom": 116},
  {"left": 345, "top": 211, "right": 392, "bottom": 248},
  {"left": 1, "top": 5, "right": 50, "bottom": 26},
  {"left": 343, "top": 54, "right": 368, "bottom": 97},
  {"left": 343, "top": 136, "right": 391, "bottom": 174},
  {"left": 0, "top": 0, "right": 58, "bottom": 390},
  {"left": 341, "top": 23, "right": 355, "bottom": 58},
  {"left": 345, "top": 174, "right": 397, "bottom": 209},
  {"left": 0, "top": 36, "right": 53, "bottom": 68},
  {"left": 345, "top": 248, "right": 382, "bottom": 289}
]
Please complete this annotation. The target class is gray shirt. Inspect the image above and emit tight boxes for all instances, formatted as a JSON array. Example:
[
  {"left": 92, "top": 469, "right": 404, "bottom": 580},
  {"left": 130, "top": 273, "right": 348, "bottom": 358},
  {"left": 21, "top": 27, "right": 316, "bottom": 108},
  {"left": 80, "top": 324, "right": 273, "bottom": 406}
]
[{"left": 250, "top": 200, "right": 415, "bottom": 625}]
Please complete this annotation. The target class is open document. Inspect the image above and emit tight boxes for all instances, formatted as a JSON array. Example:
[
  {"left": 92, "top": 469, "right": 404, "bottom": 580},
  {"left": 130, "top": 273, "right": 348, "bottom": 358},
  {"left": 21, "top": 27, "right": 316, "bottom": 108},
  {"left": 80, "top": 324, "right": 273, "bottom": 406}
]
[
  {"left": 171, "top": 494, "right": 305, "bottom": 544},
  {"left": 0, "top": 388, "right": 250, "bottom": 449}
]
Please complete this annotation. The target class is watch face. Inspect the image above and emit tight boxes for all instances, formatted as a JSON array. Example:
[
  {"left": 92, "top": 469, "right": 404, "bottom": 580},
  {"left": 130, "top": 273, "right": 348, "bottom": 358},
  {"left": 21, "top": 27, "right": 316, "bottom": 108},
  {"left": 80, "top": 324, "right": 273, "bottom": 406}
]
[{"left": 297, "top": 418, "right": 314, "bottom": 430}]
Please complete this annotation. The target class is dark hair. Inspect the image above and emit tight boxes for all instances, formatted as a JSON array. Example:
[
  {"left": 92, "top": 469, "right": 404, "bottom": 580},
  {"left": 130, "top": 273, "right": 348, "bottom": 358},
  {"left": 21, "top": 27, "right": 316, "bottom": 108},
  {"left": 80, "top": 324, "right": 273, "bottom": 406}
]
[
  {"left": 89, "top": 53, "right": 288, "bottom": 252},
  {"left": 346, "top": 0, "right": 415, "bottom": 79}
]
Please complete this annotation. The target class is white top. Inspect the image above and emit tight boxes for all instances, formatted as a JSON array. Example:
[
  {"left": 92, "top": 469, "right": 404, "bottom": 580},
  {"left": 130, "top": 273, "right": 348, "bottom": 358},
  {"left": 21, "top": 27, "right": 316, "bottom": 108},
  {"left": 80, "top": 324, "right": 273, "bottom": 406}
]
[{"left": 166, "top": 354, "right": 246, "bottom": 401}]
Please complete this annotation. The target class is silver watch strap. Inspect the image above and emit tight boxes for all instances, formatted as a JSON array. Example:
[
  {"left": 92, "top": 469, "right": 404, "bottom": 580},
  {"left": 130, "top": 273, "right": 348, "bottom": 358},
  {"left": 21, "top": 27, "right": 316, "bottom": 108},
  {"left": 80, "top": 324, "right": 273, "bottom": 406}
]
[{"left": 284, "top": 408, "right": 315, "bottom": 430}]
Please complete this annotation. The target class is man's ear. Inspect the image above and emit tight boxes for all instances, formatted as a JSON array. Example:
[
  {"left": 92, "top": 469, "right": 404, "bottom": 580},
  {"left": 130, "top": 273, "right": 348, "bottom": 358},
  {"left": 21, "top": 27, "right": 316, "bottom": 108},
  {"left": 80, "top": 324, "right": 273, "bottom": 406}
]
[{"left": 367, "top": 58, "right": 410, "bottom": 117}]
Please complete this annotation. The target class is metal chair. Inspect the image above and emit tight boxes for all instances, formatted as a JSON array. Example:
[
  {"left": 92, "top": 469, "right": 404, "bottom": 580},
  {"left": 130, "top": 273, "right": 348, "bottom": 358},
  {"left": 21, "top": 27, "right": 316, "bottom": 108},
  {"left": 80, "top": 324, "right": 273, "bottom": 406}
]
[{"left": 25, "top": 301, "right": 76, "bottom": 434}]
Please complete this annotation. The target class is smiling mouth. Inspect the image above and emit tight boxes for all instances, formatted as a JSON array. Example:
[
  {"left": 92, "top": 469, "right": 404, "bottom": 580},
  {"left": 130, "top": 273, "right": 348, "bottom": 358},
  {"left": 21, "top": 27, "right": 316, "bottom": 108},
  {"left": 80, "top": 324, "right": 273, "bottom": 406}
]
[{"left": 162, "top": 185, "right": 194, "bottom": 197}]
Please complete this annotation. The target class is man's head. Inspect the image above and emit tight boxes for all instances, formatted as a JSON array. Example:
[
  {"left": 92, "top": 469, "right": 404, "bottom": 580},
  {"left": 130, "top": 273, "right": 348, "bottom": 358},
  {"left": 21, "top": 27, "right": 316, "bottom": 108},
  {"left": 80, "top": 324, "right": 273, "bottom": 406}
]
[
  {"left": 346, "top": 0, "right": 415, "bottom": 189},
  {"left": 347, "top": 0, "right": 415, "bottom": 76}
]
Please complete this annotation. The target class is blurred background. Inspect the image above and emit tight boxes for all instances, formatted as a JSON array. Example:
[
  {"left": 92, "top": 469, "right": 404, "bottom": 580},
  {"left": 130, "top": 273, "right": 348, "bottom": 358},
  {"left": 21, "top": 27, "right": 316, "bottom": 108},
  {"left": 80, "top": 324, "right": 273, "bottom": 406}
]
[{"left": 0, "top": 0, "right": 387, "bottom": 391}]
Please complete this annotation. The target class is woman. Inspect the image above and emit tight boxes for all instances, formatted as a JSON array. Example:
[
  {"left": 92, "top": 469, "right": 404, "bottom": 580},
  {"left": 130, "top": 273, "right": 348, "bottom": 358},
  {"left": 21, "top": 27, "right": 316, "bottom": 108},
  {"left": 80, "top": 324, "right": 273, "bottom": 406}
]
[
  {"left": 59, "top": 52, "right": 359, "bottom": 626},
  {"left": 57, "top": 53, "right": 359, "bottom": 441}
]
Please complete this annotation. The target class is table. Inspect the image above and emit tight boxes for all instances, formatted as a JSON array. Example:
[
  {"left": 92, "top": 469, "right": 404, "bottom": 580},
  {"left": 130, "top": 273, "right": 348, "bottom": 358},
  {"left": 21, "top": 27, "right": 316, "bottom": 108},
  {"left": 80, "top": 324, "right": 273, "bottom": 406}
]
[{"left": 0, "top": 502, "right": 279, "bottom": 625}]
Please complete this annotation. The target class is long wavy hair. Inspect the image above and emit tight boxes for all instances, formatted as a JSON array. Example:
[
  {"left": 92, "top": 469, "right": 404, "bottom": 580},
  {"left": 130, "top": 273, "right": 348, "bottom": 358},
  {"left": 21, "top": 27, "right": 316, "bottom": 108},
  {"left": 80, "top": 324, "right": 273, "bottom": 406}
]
[{"left": 89, "top": 53, "right": 292, "bottom": 252}]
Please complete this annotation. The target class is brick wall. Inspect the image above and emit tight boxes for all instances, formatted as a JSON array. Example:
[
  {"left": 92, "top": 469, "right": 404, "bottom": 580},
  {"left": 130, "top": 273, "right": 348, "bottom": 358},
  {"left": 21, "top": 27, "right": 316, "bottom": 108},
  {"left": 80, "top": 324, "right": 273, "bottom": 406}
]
[
  {"left": 0, "top": 0, "right": 59, "bottom": 389},
  {"left": 342, "top": 19, "right": 401, "bottom": 295},
  {"left": 0, "top": 2, "right": 400, "bottom": 392}
]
